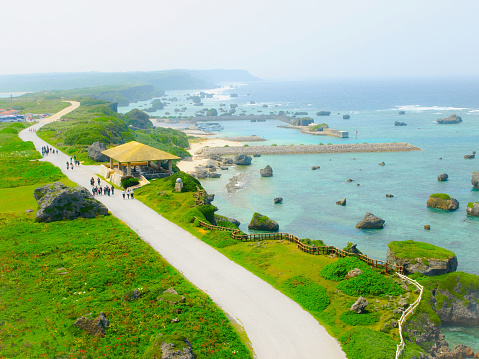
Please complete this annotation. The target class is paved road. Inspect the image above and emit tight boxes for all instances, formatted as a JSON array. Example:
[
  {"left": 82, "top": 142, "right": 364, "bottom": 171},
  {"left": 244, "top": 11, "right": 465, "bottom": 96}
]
[{"left": 19, "top": 102, "right": 347, "bottom": 359}]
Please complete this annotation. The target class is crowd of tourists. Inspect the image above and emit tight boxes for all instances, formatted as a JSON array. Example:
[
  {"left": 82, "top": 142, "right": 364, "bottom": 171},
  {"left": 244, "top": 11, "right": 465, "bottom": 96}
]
[
  {"left": 89, "top": 177, "right": 134, "bottom": 199},
  {"left": 66, "top": 156, "right": 80, "bottom": 170},
  {"left": 41, "top": 145, "right": 57, "bottom": 156}
]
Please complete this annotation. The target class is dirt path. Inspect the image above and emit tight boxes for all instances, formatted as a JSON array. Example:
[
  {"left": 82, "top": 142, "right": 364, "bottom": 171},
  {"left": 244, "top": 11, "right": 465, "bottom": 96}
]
[{"left": 19, "top": 103, "right": 347, "bottom": 359}]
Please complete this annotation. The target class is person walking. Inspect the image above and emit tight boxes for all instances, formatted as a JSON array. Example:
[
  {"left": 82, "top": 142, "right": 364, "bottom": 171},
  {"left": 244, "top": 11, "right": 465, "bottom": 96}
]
[
  {"left": 66, "top": 162, "right": 69, "bottom": 170},
  {"left": 130, "top": 188, "right": 134, "bottom": 199},
  {"left": 111, "top": 185, "right": 114, "bottom": 195},
  {"left": 122, "top": 189, "right": 125, "bottom": 199},
  {"left": 97, "top": 178, "right": 100, "bottom": 186},
  {"left": 126, "top": 189, "right": 130, "bottom": 199}
]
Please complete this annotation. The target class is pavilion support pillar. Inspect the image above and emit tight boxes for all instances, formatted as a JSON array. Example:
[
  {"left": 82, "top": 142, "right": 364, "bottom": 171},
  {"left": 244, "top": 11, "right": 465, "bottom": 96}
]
[
  {"left": 127, "top": 162, "right": 132, "bottom": 176},
  {"left": 118, "top": 161, "right": 121, "bottom": 173},
  {"left": 109, "top": 157, "right": 113, "bottom": 169},
  {"left": 168, "top": 160, "right": 173, "bottom": 173}
]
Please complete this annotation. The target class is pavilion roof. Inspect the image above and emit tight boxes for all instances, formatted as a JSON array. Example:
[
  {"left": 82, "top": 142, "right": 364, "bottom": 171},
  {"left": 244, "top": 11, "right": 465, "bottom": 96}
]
[{"left": 101, "top": 141, "right": 181, "bottom": 162}]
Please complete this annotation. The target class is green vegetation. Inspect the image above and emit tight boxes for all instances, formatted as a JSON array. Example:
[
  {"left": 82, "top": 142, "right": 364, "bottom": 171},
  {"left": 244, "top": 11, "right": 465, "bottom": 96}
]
[
  {"left": 300, "top": 238, "right": 325, "bottom": 247},
  {"left": 429, "top": 193, "right": 451, "bottom": 200},
  {"left": 339, "top": 328, "right": 397, "bottom": 359},
  {"left": 282, "top": 276, "right": 330, "bottom": 312},
  {"left": 309, "top": 123, "right": 328, "bottom": 131},
  {"left": 320, "top": 257, "right": 369, "bottom": 282},
  {"left": 388, "top": 240, "right": 455, "bottom": 260},
  {"left": 0, "top": 94, "right": 70, "bottom": 114},
  {"left": 467, "top": 202, "right": 478, "bottom": 208},
  {"left": 121, "top": 177, "right": 140, "bottom": 189},
  {"left": 37, "top": 100, "right": 190, "bottom": 163},
  {"left": 340, "top": 311, "right": 379, "bottom": 326},
  {"left": 337, "top": 268, "right": 403, "bottom": 297}
]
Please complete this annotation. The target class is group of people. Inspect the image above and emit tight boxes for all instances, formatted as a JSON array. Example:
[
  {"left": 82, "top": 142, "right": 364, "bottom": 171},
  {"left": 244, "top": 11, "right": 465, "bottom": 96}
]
[
  {"left": 42, "top": 145, "right": 57, "bottom": 156},
  {"left": 122, "top": 188, "right": 134, "bottom": 199},
  {"left": 29, "top": 128, "right": 37, "bottom": 133},
  {"left": 66, "top": 156, "right": 80, "bottom": 170},
  {"left": 90, "top": 177, "right": 114, "bottom": 196}
]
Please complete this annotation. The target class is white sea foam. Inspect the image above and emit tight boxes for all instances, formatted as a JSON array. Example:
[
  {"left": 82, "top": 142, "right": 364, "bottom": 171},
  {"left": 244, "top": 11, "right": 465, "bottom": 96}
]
[{"left": 395, "top": 105, "right": 469, "bottom": 112}]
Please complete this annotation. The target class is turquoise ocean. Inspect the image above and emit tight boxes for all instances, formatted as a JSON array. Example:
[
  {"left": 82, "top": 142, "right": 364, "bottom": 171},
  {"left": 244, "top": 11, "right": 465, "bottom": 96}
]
[{"left": 119, "top": 78, "right": 479, "bottom": 349}]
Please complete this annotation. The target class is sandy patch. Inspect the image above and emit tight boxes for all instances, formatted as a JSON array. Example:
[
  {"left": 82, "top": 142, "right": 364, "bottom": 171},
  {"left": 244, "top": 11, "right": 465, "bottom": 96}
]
[{"left": 177, "top": 138, "right": 241, "bottom": 173}]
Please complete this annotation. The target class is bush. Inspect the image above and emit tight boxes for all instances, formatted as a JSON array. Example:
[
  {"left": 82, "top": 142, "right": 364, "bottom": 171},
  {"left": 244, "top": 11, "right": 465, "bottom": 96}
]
[
  {"left": 167, "top": 172, "right": 203, "bottom": 192},
  {"left": 300, "top": 238, "right": 325, "bottom": 247},
  {"left": 320, "top": 257, "right": 368, "bottom": 281},
  {"left": 196, "top": 205, "right": 217, "bottom": 225},
  {"left": 282, "top": 275, "right": 330, "bottom": 312},
  {"left": 339, "top": 327, "right": 397, "bottom": 359},
  {"left": 121, "top": 177, "right": 139, "bottom": 189},
  {"left": 337, "top": 268, "right": 403, "bottom": 297},
  {"left": 430, "top": 193, "right": 451, "bottom": 200}
]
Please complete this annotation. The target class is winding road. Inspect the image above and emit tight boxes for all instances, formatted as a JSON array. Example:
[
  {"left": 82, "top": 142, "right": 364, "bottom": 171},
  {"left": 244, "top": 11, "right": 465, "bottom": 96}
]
[{"left": 19, "top": 101, "right": 347, "bottom": 359}]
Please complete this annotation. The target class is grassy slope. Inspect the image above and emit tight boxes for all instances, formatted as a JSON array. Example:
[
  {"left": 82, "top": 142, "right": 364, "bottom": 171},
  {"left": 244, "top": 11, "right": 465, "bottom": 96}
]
[
  {"left": 0, "top": 95, "right": 70, "bottom": 115},
  {"left": 0, "top": 122, "right": 252, "bottom": 359},
  {"left": 388, "top": 240, "right": 455, "bottom": 260},
  {"left": 135, "top": 176, "right": 422, "bottom": 359}
]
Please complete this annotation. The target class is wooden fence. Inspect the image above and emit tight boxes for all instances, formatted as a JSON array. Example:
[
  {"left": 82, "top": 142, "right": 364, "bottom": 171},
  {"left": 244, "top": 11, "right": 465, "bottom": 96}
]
[{"left": 194, "top": 217, "right": 403, "bottom": 275}]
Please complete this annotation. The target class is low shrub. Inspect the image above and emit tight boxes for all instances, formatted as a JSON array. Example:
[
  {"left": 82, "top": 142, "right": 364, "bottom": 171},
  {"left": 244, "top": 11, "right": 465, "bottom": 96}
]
[
  {"left": 300, "top": 238, "right": 325, "bottom": 247},
  {"left": 339, "top": 327, "right": 397, "bottom": 359},
  {"left": 340, "top": 311, "right": 379, "bottom": 326},
  {"left": 121, "top": 177, "right": 139, "bottom": 188},
  {"left": 167, "top": 171, "right": 203, "bottom": 192},
  {"left": 320, "top": 257, "right": 368, "bottom": 281},
  {"left": 282, "top": 275, "right": 330, "bottom": 312},
  {"left": 337, "top": 268, "right": 403, "bottom": 297}
]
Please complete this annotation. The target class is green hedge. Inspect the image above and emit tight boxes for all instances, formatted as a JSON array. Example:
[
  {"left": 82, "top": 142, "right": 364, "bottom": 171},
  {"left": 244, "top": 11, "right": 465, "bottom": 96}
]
[{"left": 320, "top": 257, "right": 368, "bottom": 282}]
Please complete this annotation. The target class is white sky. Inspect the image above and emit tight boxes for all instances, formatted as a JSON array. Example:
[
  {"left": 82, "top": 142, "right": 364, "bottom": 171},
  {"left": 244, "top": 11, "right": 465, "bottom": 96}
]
[{"left": 1, "top": 0, "right": 478, "bottom": 79}]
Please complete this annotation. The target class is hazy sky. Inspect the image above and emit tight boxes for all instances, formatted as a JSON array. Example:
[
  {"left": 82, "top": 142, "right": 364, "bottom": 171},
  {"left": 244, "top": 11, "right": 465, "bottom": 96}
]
[{"left": 2, "top": 0, "right": 478, "bottom": 79}]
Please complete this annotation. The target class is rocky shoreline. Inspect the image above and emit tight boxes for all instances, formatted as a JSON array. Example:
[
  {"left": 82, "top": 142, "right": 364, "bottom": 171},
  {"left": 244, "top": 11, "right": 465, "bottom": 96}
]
[
  {"left": 198, "top": 142, "right": 421, "bottom": 156},
  {"left": 220, "top": 135, "right": 267, "bottom": 142}
]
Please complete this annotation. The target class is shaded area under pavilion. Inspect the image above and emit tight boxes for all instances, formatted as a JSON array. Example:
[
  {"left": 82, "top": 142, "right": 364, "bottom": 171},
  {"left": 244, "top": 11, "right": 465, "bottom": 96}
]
[{"left": 99, "top": 141, "right": 180, "bottom": 188}]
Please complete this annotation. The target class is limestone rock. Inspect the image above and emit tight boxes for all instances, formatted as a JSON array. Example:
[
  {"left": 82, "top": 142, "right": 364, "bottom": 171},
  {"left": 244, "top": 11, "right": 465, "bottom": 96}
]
[
  {"left": 336, "top": 198, "right": 346, "bottom": 206},
  {"left": 427, "top": 195, "right": 459, "bottom": 211},
  {"left": 260, "top": 165, "right": 273, "bottom": 177},
  {"left": 158, "top": 288, "right": 186, "bottom": 304},
  {"left": 398, "top": 111, "right": 406, "bottom": 115},
  {"left": 160, "top": 339, "right": 195, "bottom": 359},
  {"left": 394, "top": 121, "right": 407, "bottom": 126},
  {"left": 464, "top": 154, "right": 475, "bottom": 159},
  {"left": 311, "top": 166, "right": 320, "bottom": 170},
  {"left": 34, "top": 182, "right": 108, "bottom": 223},
  {"left": 234, "top": 154, "right": 252, "bottom": 165},
  {"left": 248, "top": 212, "right": 279, "bottom": 232},
  {"left": 438, "top": 173, "right": 449, "bottom": 181},
  {"left": 346, "top": 268, "right": 362, "bottom": 279},
  {"left": 424, "top": 224, "right": 431, "bottom": 230},
  {"left": 344, "top": 242, "right": 362, "bottom": 254},
  {"left": 467, "top": 203, "right": 479, "bottom": 217},
  {"left": 379, "top": 161, "right": 385, "bottom": 166},
  {"left": 87, "top": 141, "right": 109, "bottom": 162},
  {"left": 316, "top": 111, "right": 331, "bottom": 116},
  {"left": 343, "top": 115, "right": 350, "bottom": 119},
  {"left": 472, "top": 172, "right": 479, "bottom": 189},
  {"left": 274, "top": 197, "right": 283, "bottom": 204},
  {"left": 437, "top": 114, "right": 462, "bottom": 124},
  {"left": 356, "top": 212, "right": 385, "bottom": 229},
  {"left": 123, "top": 289, "right": 142, "bottom": 302},
  {"left": 350, "top": 297, "right": 369, "bottom": 314},
  {"left": 386, "top": 194, "right": 394, "bottom": 198},
  {"left": 74, "top": 312, "right": 109, "bottom": 337},
  {"left": 215, "top": 214, "right": 240, "bottom": 227}
]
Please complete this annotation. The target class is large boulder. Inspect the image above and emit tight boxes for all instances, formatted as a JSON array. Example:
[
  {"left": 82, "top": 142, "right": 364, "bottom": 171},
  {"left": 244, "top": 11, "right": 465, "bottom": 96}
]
[
  {"left": 234, "top": 154, "right": 252, "bottom": 166},
  {"left": 472, "top": 172, "right": 479, "bottom": 189},
  {"left": 74, "top": 312, "right": 109, "bottom": 337},
  {"left": 436, "top": 114, "right": 462, "bottom": 124},
  {"left": 143, "top": 334, "right": 195, "bottom": 359},
  {"left": 260, "top": 165, "right": 273, "bottom": 177},
  {"left": 355, "top": 212, "right": 385, "bottom": 229},
  {"left": 387, "top": 240, "right": 457, "bottom": 276},
  {"left": 438, "top": 173, "right": 449, "bottom": 181},
  {"left": 350, "top": 297, "right": 369, "bottom": 314},
  {"left": 248, "top": 212, "right": 279, "bottom": 231},
  {"left": 34, "top": 182, "right": 108, "bottom": 223},
  {"left": 427, "top": 194, "right": 459, "bottom": 211},
  {"left": 215, "top": 214, "right": 240, "bottom": 227},
  {"left": 88, "top": 141, "right": 109, "bottom": 162},
  {"left": 466, "top": 202, "right": 479, "bottom": 217}
]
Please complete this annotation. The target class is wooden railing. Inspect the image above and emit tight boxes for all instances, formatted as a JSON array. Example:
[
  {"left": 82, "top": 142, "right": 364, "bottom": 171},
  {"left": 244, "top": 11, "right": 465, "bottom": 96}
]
[
  {"left": 193, "top": 217, "right": 403, "bottom": 275},
  {"left": 194, "top": 186, "right": 207, "bottom": 206},
  {"left": 395, "top": 273, "right": 424, "bottom": 358}
]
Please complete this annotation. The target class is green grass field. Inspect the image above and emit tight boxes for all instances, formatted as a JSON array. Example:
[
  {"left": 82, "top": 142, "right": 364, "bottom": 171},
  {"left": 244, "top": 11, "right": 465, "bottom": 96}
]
[{"left": 0, "top": 122, "right": 253, "bottom": 359}]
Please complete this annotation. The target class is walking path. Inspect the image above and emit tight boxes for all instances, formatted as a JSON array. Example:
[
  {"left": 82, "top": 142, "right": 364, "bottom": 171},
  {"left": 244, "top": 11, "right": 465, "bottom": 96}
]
[{"left": 19, "top": 102, "right": 347, "bottom": 359}]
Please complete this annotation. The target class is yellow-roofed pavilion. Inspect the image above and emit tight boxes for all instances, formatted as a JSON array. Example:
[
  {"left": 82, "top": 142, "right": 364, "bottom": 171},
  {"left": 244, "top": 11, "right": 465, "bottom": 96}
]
[{"left": 101, "top": 141, "right": 180, "bottom": 177}]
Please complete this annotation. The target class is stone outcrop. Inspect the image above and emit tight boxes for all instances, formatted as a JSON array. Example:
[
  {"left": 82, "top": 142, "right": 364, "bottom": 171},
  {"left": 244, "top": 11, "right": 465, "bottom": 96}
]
[
  {"left": 260, "top": 165, "right": 273, "bottom": 177},
  {"left": 336, "top": 198, "right": 346, "bottom": 206},
  {"left": 427, "top": 195, "right": 459, "bottom": 211},
  {"left": 316, "top": 111, "right": 331, "bottom": 116},
  {"left": 386, "top": 241, "right": 457, "bottom": 276},
  {"left": 467, "top": 203, "right": 479, "bottom": 217},
  {"left": 87, "top": 141, "right": 109, "bottom": 162},
  {"left": 398, "top": 111, "right": 406, "bottom": 115},
  {"left": 464, "top": 154, "right": 475, "bottom": 159},
  {"left": 346, "top": 268, "right": 362, "bottom": 279},
  {"left": 350, "top": 297, "right": 368, "bottom": 314},
  {"left": 394, "top": 121, "right": 407, "bottom": 126},
  {"left": 437, "top": 114, "right": 462, "bottom": 124},
  {"left": 160, "top": 340, "right": 195, "bottom": 359},
  {"left": 472, "top": 172, "right": 479, "bottom": 189},
  {"left": 248, "top": 212, "right": 279, "bottom": 231},
  {"left": 274, "top": 197, "right": 283, "bottom": 204},
  {"left": 234, "top": 154, "right": 252, "bottom": 165},
  {"left": 343, "top": 115, "right": 350, "bottom": 119},
  {"left": 215, "top": 214, "right": 240, "bottom": 227},
  {"left": 34, "top": 182, "right": 108, "bottom": 223},
  {"left": 74, "top": 312, "right": 109, "bottom": 337},
  {"left": 438, "top": 173, "right": 449, "bottom": 181},
  {"left": 311, "top": 165, "right": 320, "bottom": 170},
  {"left": 294, "top": 118, "right": 314, "bottom": 126},
  {"left": 355, "top": 212, "right": 385, "bottom": 229}
]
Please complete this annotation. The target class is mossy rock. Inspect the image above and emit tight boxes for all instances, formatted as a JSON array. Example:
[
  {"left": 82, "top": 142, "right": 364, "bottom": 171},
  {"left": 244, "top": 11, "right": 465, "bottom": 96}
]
[
  {"left": 466, "top": 202, "right": 479, "bottom": 216},
  {"left": 427, "top": 193, "right": 458, "bottom": 211},
  {"left": 387, "top": 240, "right": 457, "bottom": 276},
  {"left": 248, "top": 212, "right": 279, "bottom": 231},
  {"left": 142, "top": 333, "right": 193, "bottom": 359}
]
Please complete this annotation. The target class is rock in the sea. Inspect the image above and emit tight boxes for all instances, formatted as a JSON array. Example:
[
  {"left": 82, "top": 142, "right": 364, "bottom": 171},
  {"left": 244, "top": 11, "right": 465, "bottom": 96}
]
[
  {"left": 248, "top": 212, "right": 279, "bottom": 231},
  {"left": 398, "top": 111, "right": 406, "bottom": 115},
  {"left": 356, "top": 212, "right": 385, "bottom": 229},
  {"left": 437, "top": 114, "right": 462, "bottom": 124},
  {"left": 336, "top": 198, "right": 346, "bottom": 206},
  {"left": 311, "top": 165, "right": 320, "bottom": 170},
  {"left": 316, "top": 111, "right": 331, "bottom": 116},
  {"left": 387, "top": 240, "right": 458, "bottom": 276},
  {"left": 427, "top": 194, "right": 459, "bottom": 211},
  {"left": 394, "top": 121, "right": 407, "bottom": 126},
  {"left": 350, "top": 297, "right": 369, "bottom": 314},
  {"left": 88, "top": 141, "right": 109, "bottom": 162},
  {"left": 424, "top": 224, "right": 431, "bottom": 230},
  {"left": 466, "top": 202, "right": 479, "bottom": 217},
  {"left": 386, "top": 194, "right": 394, "bottom": 198},
  {"left": 343, "top": 242, "right": 362, "bottom": 254},
  {"left": 74, "top": 312, "right": 109, "bottom": 337},
  {"left": 209, "top": 173, "right": 222, "bottom": 178},
  {"left": 379, "top": 161, "right": 385, "bottom": 166},
  {"left": 215, "top": 214, "right": 240, "bottom": 227},
  {"left": 465, "top": 153, "right": 475, "bottom": 159},
  {"left": 274, "top": 197, "right": 283, "bottom": 204},
  {"left": 472, "top": 172, "right": 479, "bottom": 189},
  {"left": 343, "top": 114, "right": 350, "bottom": 119},
  {"left": 260, "top": 165, "right": 273, "bottom": 177},
  {"left": 34, "top": 182, "right": 108, "bottom": 223},
  {"left": 438, "top": 173, "right": 449, "bottom": 181},
  {"left": 234, "top": 154, "right": 252, "bottom": 165},
  {"left": 253, "top": 153, "right": 261, "bottom": 157}
]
